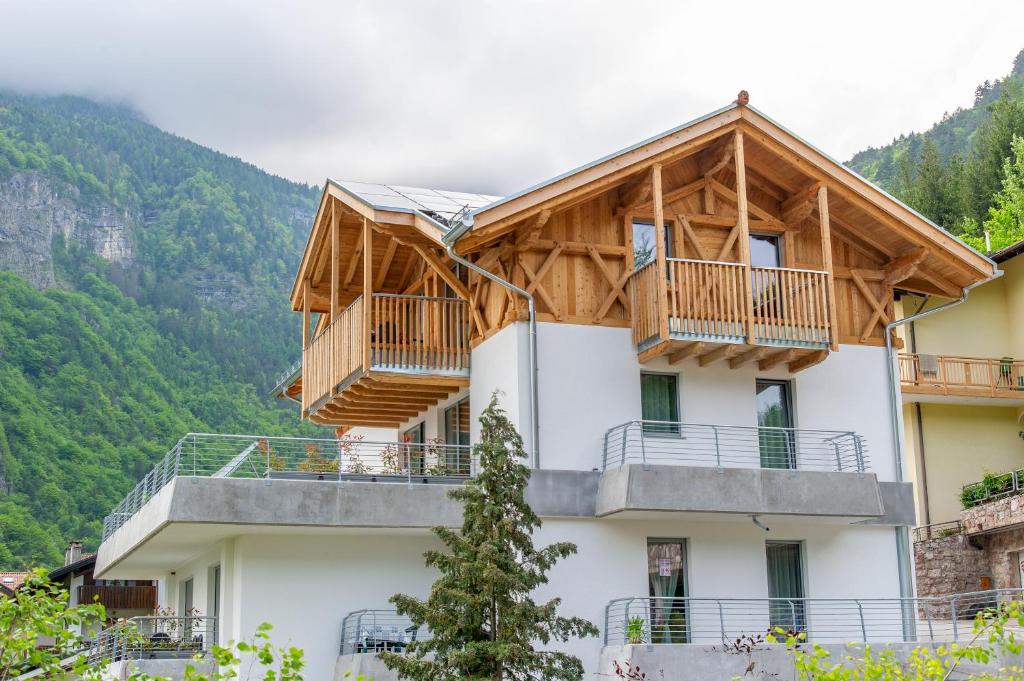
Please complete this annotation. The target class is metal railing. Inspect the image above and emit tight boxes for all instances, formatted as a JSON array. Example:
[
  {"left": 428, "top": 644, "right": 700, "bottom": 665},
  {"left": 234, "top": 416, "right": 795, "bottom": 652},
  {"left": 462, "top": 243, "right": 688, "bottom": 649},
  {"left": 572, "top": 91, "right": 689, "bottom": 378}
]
[
  {"left": 340, "top": 609, "right": 430, "bottom": 655},
  {"left": 87, "top": 616, "right": 216, "bottom": 665},
  {"left": 912, "top": 520, "right": 964, "bottom": 543},
  {"left": 604, "top": 589, "right": 1024, "bottom": 646},
  {"left": 961, "top": 469, "right": 1024, "bottom": 509},
  {"left": 899, "top": 353, "right": 1024, "bottom": 398},
  {"left": 102, "top": 434, "right": 475, "bottom": 540},
  {"left": 602, "top": 421, "right": 868, "bottom": 472}
]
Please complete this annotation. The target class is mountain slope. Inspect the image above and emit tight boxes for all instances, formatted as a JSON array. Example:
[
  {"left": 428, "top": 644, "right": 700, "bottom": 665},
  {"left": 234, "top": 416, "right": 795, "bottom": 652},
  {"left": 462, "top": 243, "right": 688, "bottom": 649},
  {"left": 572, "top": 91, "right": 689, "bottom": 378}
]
[
  {"left": 0, "top": 93, "right": 324, "bottom": 568},
  {"left": 849, "top": 50, "right": 1024, "bottom": 191}
]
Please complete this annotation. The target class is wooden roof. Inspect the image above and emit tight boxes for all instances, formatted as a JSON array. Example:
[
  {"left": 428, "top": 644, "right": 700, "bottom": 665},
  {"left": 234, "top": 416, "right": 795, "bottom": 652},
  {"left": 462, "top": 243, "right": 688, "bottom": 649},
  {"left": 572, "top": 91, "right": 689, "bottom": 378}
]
[{"left": 457, "top": 103, "right": 998, "bottom": 297}]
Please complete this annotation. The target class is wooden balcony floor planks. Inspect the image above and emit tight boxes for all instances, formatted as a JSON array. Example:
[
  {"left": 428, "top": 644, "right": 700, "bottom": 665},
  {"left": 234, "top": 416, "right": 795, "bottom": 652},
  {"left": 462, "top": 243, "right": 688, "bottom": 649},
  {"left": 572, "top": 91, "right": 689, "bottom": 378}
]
[
  {"left": 640, "top": 338, "right": 828, "bottom": 373},
  {"left": 306, "top": 371, "right": 467, "bottom": 428}
]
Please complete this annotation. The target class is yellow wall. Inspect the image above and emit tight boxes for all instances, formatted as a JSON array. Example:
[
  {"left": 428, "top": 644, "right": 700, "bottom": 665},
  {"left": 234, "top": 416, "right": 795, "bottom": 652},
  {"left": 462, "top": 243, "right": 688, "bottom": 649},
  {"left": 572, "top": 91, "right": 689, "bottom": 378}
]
[
  {"left": 904, "top": 403, "right": 1024, "bottom": 525},
  {"left": 904, "top": 276, "right": 1012, "bottom": 358},
  {"left": 1004, "top": 257, "right": 1024, "bottom": 359}
]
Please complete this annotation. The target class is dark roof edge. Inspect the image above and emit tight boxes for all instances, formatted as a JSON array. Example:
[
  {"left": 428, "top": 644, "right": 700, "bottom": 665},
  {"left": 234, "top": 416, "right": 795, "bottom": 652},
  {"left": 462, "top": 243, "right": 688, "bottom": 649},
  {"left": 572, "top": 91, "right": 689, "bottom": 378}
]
[
  {"left": 48, "top": 554, "right": 96, "bottom": 581},
  {"left": 990, "top": 238, "right": 1024, "bottom": 264}
]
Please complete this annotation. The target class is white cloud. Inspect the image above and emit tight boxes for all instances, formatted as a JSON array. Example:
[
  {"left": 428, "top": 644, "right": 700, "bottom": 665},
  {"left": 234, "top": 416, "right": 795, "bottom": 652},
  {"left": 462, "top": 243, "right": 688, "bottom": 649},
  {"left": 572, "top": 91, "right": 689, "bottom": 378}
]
[{"left": 0, "top": 0, "right": 1021, "bottom": 195}]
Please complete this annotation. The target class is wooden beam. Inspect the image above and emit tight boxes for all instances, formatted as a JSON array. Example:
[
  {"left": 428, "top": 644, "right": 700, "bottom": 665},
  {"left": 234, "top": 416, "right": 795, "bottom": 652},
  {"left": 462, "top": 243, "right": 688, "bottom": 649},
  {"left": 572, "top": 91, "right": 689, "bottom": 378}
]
[
  {"left": 652, "top": 164, "right": 669, "bottom": 341},
  {"left": 637, "top": 339, "right": 671, "bottom": 364},
  {"left": 788, "top": 349, "right": 828, "bottom": 373},
  {"left": 817, "top": 186, "right": 840, "bottom": 351},
  {"left": 734, "top": 130, "right": 756, "bottom": 343},
  {"left": 698, "top": 343, "right": 739, "bottom": 367},
  {"left": 619, "top": 172, "right": 652, "bottom": 209},
  {"left": 516, "top": 209, "right": 551, "bottom": 250},
  {"left": 781, "top": 182, "right": 822, "bottom": 225},
  {"left": 343, "top": 228, "right": 365, "bottom": 287},
  {"left": 374, "top": 236, "right": 399, "bottom": 290},
  {"left": 882, "top": 247, "right": 928, "bottom": 286},
  {"left": 362, "top": 218, "right": 373, "bottom": 370},
  {"left": 699, "top": 136, "right": 736, "bottom": 177},
  {"left": 676, "top": 215, "right": 710, "bottom": 261},
  {"left": 758, "top": 349, "right": 796, "bottom": 371},
  {"left": 330, "top": 202, "right": 341, "bottom": 319},
  {"left": 667, "top": 341, "right": 705, "bottom": 365},
  {"left": 302, "top": 278, "right": 311, "bottom": 349},
  {"left": 729, "top": 346, "right": 769, "bottom": 369}
]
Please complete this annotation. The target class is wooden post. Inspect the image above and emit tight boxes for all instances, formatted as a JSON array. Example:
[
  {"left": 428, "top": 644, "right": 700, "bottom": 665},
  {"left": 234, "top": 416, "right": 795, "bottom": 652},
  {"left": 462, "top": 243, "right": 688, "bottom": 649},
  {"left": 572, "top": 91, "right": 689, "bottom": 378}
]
[
  {"left": 302, "top": 278, "right": 311, "bottom": 349},
  {"left": 652, "top": 164, "right": 670, "bottom": 341},
  {"left": 733, "top": 130, "right": 756, "bottom": 344},
  {"left": 330, "top": 201, "right": 341, "bottom": 320},
  {"left": 817, "top": 186, "right": 840, "bottom": 351},
  {"left": 362, "top": 218, "right": 373, "bottom": 371}
]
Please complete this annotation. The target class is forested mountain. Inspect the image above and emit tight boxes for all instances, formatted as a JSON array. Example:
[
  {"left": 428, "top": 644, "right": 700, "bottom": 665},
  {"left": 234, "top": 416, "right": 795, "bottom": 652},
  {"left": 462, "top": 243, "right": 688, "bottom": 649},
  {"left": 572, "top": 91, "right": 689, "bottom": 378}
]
[
  {"left": 849, "top": 49, "right": 1024, "bottom": 251},
  {"left": 0, "top": 93, "right": 324, "bottom": 568}
]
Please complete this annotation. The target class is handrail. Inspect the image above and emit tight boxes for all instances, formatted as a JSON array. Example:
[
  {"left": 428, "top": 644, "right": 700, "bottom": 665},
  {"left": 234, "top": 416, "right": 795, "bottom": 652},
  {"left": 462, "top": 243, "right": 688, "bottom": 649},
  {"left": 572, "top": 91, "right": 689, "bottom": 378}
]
[
  {"left": 961, "top": 468, "right": 1024, "bottom": 508},
  {"left": 602, "top": 420, "right": 868, "bottom": 472},
  {"left": 102, "top": 434, "right": 477, "bottom": 540},
  {"left": 898, "top": 352, "right": 1024, "bottom": 398},
  {"left": 87, "top": 616, "right": 216, "bottom": 665},
  {"left": 603, "top": 588, "right": 1024, "bottom": 645},
  {"left": 630, "top": 259, "right": 832, "bottom": 348},
  {"left": 912, "top": 520, "right": 964, "bottom": 543},
  {"left": 339, "top": 609, "right": 430, "bottom": 655}
]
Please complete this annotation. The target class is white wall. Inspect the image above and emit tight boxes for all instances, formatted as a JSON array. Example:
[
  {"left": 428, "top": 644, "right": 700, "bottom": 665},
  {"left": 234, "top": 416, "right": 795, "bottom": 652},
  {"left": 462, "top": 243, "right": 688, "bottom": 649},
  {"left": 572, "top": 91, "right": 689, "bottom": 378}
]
[
  {"left": 792, "top": 345, "right": 898, "bottom": 481},
  {"left": 191, "top": 520, "right": 901, "bottom": 680},
  {"left": 469, "top": 322, "right": 532, "bottom": 453},
  {"left": 233, "top": 533, "right": 441, "bottom": 681},
  {"left": 467, "top": 323, "right": 898, "bottom": 480}
]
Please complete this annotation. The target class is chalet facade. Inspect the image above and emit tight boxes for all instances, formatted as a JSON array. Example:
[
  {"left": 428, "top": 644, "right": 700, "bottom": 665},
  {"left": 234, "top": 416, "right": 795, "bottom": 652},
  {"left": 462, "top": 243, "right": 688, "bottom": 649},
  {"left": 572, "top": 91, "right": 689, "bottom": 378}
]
[{"left": 96, "top": 97, "right": 1000, "bottom": 680}]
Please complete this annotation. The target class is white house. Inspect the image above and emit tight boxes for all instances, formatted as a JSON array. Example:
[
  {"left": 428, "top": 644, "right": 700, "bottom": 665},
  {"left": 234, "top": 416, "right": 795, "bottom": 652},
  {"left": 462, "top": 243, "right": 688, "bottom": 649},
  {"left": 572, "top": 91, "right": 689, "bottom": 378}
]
[{"left": 93, "top": 96, "right": 1000, "bottom": 680}]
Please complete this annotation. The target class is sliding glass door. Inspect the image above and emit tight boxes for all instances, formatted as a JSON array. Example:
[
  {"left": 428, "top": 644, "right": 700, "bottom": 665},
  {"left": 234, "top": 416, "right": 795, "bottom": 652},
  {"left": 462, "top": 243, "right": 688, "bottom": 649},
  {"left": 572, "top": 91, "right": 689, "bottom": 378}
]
[
  {"left": 766, "top": 541, "right": 805, "bottom": 633},
  {"left": 647, "top": 540, "right": 688, "bottom": 643}
]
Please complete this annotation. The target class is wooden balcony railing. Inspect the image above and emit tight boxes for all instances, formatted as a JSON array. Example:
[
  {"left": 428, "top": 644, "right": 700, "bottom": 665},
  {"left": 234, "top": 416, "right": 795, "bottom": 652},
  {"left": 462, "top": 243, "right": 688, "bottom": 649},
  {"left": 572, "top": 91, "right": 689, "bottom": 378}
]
[
  {"left": 898, "top": 353, "right": 1024, "bottom": 398},
  {"left": 630, "top": 258, "right": 832, "bottom": 349},
  {"left": 78, "top": 584, "right": 157, "bottom": 610},
  {"left": 302, "top": 294, "right": 470, "bottom": 410}
]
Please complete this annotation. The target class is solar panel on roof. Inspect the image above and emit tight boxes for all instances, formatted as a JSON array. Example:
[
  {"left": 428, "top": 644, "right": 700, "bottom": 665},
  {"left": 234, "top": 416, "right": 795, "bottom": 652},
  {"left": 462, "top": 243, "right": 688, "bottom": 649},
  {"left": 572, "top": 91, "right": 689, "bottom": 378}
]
[{"left": 333, "top": 179, "right": 501, "bottom": 227}]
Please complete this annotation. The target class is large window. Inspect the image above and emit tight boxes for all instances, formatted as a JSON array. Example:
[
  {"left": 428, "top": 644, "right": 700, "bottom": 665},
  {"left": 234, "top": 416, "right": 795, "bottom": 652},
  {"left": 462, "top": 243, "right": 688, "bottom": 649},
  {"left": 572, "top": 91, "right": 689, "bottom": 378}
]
[
  {"left": 648, "top": 539, "right": 688, "bottom": 643},
  {"left": 633, "top": 220, "right": 673, "bottom": 267},
  {"left": 641, "top": 373, "right": 679, "bottom": 435},
  {"left": 766, "top": 541, "right": 805, "bottom": 632},
  {"left": 756, "top": 380, "right": 794, "bottom": 469}
]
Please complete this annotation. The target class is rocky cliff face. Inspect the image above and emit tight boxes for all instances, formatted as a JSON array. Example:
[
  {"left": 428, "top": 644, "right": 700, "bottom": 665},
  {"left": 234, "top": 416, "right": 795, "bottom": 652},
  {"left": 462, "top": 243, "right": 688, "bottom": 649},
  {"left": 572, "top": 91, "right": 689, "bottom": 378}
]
[{"left": 0, "top": 171, "right": 134, "bottom": 288}]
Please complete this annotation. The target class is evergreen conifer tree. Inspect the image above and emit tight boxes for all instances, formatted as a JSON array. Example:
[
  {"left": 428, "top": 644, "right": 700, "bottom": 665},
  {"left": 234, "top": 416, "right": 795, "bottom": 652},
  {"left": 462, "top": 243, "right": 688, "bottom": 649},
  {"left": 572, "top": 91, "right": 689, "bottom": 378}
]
[{"left": 379, "top": 394, "right": 598, "bottom": 681}]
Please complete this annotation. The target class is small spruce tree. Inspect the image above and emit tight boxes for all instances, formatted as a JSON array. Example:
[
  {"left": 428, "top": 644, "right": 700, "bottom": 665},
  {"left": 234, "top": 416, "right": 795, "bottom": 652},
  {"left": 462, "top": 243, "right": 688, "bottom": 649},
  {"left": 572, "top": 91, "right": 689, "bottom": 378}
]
[{"left": 379, "top": 393, "right": 597, "bottom": 681}]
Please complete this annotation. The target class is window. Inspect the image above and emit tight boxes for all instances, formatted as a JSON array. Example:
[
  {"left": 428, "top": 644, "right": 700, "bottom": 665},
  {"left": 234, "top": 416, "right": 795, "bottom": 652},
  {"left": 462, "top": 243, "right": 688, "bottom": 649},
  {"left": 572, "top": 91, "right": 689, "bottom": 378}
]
[
  {"left": 403, "top": 423, "right": 425, "bottom": 474},
  {"left": 443, "top": 397, "right": 470, "bottom": 474},
  {"left": 180, "top": 577, "right": 194, "bottom": 615},
  {"left": 749, "top": 234, "right": 782, "bottom": 268},
  {"left": 766, "top": 541, "right": 805, "bottom": 632},
  {"left": 641, "top": 373, "right": 679, "bottom": 435},
  {"left": 756, "top": 380, "right": 794, "bottom": 469},
  {"left": 647, "top": 540, "right": 688, "bottom": 643},
  {"left": 632, "top": 220, "right": 673, "bottom": 268}
]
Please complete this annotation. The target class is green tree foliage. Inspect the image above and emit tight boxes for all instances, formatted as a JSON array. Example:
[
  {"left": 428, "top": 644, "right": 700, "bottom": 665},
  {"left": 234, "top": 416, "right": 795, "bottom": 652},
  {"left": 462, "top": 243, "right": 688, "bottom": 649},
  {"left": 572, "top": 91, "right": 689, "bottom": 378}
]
[
  {"left": 779, "top": 599, "right": 1024, "bottom": 679},
  {"left": 0, "top": 92, "right": 329, "bottom": 569},
  {"left": 380, "top": 395, "right": 598, "bottom": 681},
  {"left": 973, "top": 135, "right": 1024, "bottom": 252},
  {"left": 849, "top": 49, "right": 1024, "bottom": 252},
  {"left": 0, "top": 569, "right": 105, "bottom": 679}
]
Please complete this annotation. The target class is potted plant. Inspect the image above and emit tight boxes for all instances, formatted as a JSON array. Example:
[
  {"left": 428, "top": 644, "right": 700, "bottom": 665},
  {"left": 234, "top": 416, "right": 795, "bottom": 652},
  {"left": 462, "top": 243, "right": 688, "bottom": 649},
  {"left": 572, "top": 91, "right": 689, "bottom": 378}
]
[{"left": 626, "top": 616, "right": 646, "bottom": 645}]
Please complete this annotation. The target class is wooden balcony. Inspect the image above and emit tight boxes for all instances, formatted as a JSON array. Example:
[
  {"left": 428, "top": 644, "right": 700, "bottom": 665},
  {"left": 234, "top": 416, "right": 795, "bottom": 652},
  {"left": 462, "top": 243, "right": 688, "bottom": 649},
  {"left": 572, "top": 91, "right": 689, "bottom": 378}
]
[
  {"left": 631, "top": 258, "right": 834, "bottom": 371},
  {"left": 302, "top": 293, "right": 470, "bottom": 427},
  {"left": 78, "top": 584, "right": 157, "bottom": 610},
  {"left": 898, "top": 352, "right": 1024, "bottom": 400}
]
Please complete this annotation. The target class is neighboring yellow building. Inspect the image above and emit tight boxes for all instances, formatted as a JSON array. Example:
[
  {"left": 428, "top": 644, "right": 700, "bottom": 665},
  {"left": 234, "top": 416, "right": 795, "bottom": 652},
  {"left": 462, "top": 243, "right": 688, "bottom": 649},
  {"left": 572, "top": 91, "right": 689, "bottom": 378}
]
[{"left": 901, "top": 240, "right": 1024, "bottom": 528}]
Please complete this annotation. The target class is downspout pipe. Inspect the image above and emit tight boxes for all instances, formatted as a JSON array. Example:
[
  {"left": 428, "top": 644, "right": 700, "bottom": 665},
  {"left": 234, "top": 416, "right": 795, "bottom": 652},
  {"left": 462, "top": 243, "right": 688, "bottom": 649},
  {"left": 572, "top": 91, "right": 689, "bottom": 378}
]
[{"left": 443, "top": 215, "right": 541, "bottom": 469}]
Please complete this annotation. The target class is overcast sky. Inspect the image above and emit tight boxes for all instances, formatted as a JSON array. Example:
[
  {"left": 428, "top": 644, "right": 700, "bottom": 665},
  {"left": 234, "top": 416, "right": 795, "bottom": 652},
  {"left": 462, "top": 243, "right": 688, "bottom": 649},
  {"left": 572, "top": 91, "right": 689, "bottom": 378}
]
[{"left": 1, "top": 1, "right": 1022, "bottom": 195}]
